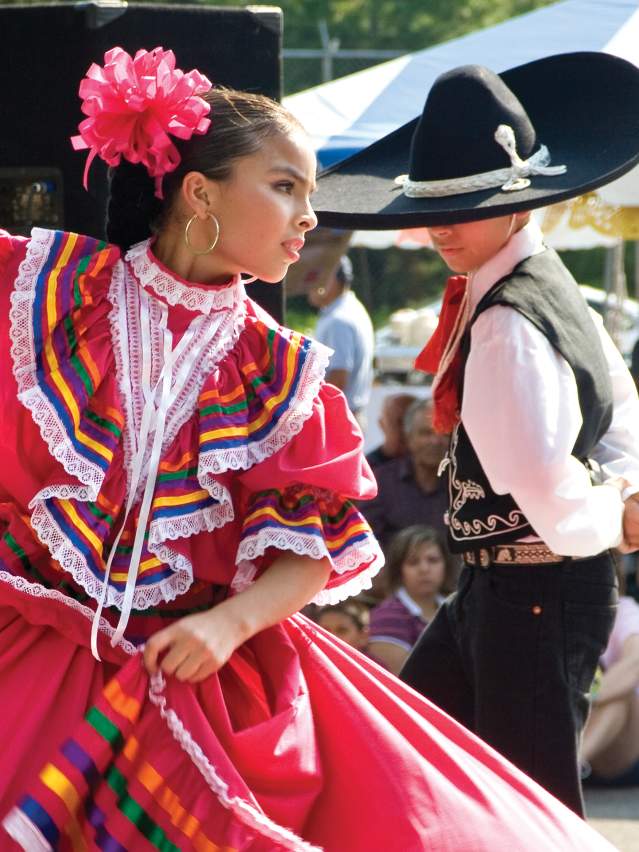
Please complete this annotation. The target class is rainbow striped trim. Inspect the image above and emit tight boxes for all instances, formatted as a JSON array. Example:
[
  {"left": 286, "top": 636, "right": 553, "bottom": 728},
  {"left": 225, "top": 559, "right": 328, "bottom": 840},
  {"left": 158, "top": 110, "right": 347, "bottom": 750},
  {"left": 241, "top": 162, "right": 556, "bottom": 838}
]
[
  {"left": 5, "top": 675, "right": 239, "bottom": 851},
  {"left": 12, "top": 229, "right": 123, "bottom": 491},
  {"left": 10, "top": 230, "right": 345, "bottom": 616},
  {"left": 4, "top": 667, "right": 322, "bottom": 851},
  {"left": 237, "top": 485, "right": 384, "bottom": 604},
  {"left": 198, "top": 319, "right": 328, "bottom": 463}
]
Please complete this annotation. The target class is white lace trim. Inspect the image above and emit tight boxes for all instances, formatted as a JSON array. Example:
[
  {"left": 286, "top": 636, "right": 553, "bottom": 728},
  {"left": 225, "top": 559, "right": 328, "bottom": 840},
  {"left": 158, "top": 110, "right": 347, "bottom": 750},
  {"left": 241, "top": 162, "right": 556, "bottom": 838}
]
[
  {"left": 0, "top": 571, "right": 137, "bottom": 655},
  {"left": 2, "top": 808, "right": 50, "bottom": 852},
  {"left": 27, "top": 478, "right": 235, "bottom": 613},
  {"left": 148, "top": 673, "right": 323, "bottom": 852},
  {"left": 235, "top": 527, "right": 385, "bottom": 606},
  {"left": 311, "top": 560, "right": 382, "bottom": 606},
  {"left": 147, "top": 498, "right": 235, "bottom": 547},
  {"left": 109, "top": 259, "right": 248, "bottom": 499},
  {"left": 198, "top": 331, "right": 332, "bottom": 474},
  {"left": 126, "top": 239, "right": 246, "bottom": 315},
  {"left": 230, "top": 559, "right": 257, "bottom": 593},
  {"left": 28, "top": 502, "right": 193, "bottom": 612},
  {"left": 8, "top": 227, "right": 105, "bottom": 496}
]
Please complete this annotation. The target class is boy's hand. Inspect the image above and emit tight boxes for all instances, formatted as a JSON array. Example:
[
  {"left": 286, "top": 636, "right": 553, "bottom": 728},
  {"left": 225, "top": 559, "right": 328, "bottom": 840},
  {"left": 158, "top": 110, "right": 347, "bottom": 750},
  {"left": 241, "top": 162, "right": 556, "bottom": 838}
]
[{"left": 621, "top": 494, "right": 639, "bottom": 552}]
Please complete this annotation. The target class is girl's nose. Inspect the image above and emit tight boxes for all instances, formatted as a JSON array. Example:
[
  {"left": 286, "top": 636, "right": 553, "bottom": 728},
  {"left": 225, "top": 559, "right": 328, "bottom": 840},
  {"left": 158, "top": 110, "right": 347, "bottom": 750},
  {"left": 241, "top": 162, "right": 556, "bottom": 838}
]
[{"left": 299, "top": 204, "right": 318, "bottom": 233}]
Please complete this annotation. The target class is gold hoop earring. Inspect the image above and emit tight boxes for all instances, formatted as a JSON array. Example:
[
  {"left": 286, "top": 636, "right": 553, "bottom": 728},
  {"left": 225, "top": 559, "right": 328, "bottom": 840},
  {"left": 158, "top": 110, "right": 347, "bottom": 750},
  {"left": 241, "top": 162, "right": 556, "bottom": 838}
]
[{"left": 184, "top": 212, "right": 220, "bottom": 256}]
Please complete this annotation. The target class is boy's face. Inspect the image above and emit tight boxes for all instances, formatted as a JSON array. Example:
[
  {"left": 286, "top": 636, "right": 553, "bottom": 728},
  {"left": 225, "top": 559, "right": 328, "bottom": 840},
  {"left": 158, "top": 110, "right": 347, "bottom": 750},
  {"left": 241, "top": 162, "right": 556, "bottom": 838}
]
[{"left": 427, "top": 212, "right": 529, "bottom": 273}]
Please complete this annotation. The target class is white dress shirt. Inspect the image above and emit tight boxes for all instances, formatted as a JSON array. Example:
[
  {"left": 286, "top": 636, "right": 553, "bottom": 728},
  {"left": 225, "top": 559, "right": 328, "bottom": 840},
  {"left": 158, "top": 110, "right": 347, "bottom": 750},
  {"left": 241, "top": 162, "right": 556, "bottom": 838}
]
[{"left": 461, "top": 221, "right": 639, "bottom": 557}]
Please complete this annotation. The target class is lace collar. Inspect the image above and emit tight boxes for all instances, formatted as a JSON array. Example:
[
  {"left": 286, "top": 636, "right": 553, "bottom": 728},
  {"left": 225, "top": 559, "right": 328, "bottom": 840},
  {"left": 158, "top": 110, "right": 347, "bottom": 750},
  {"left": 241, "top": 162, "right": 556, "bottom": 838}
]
[{"left": 125, "top": 238, "right": 245, "bottom": 315}]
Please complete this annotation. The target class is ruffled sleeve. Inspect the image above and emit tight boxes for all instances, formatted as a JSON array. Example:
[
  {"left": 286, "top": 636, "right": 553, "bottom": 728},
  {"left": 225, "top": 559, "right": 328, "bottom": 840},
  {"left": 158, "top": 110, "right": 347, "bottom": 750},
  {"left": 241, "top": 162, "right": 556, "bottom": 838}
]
[{"left": 235, "top": 383, "right": 384, "bottom": 605}]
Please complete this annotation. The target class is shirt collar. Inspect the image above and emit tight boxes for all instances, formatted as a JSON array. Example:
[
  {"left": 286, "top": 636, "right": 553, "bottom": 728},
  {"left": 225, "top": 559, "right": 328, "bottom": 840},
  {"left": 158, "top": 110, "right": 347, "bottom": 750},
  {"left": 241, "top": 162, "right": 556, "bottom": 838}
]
[
  {"left": 396, "top": 586, "right": 424, "bottom": 617},
  {"left": 125, "top": 238, "right": 246, "bottom": 316},
  {"left": 469, "top": 219, "right": 545, "bottom": 314}
]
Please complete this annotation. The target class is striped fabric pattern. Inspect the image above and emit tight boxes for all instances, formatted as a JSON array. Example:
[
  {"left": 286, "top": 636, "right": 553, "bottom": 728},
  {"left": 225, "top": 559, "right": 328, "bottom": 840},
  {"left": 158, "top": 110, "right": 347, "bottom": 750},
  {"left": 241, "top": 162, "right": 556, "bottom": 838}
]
[
  {"left": 198, "top": 324, "right": 314, "bottom": 454},
  {"left": 10, "top": 673, "right": 240, "bottom": 851},
  {"left": 241, "top": 486, "right": 374, "bottom": 562},
  {"left": 13, "top": 229, "right": 379, "bottom": 618},
  {"left": 29, "top": 230, "right": 122, "bottom": 476}
]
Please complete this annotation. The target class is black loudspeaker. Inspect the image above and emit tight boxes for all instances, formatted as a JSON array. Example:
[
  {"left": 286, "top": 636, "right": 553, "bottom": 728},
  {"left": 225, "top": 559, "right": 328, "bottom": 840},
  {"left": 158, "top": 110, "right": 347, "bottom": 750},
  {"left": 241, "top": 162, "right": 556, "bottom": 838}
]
[{"left": 0, "top": 2, "right": 283, "bottom": 318}]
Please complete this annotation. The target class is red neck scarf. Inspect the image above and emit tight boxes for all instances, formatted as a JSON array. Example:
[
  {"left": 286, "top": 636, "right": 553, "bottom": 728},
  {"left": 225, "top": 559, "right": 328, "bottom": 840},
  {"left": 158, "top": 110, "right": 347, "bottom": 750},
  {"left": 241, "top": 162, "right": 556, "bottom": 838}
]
[{"left": 414, "top": 275, "right": 468, "bottom": 434}]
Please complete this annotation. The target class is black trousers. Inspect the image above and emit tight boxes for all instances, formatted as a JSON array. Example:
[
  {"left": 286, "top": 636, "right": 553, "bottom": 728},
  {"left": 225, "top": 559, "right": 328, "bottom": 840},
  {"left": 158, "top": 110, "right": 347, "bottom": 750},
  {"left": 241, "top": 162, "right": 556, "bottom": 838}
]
[{"left": 400, "top": 553, "right": 618, "bottom": 816}]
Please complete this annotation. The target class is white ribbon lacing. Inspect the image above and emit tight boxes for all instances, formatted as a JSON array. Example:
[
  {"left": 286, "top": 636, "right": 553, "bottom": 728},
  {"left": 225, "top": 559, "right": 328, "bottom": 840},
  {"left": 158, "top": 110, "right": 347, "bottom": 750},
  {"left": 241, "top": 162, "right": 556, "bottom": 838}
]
[
  {"left": 90, "top": 287, "right": 225, "bottom": 659},
  {"left": 395, "top": 123, "right": 567, "bottom": 197}
]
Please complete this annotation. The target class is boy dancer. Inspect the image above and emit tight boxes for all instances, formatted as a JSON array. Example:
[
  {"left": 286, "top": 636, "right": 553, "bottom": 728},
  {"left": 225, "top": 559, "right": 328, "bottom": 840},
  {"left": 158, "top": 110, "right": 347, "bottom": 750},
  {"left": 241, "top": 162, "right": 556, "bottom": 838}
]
[{"left": 312, "top": 53, "right": 639, "bottom": 814}]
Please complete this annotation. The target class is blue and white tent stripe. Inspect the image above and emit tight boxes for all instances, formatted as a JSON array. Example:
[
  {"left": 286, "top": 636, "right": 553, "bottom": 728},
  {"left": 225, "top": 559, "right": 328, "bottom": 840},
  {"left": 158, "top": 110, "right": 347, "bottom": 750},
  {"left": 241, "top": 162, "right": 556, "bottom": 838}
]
[{"left": 284, "top": 0, "right": 639, "bottom": 172}]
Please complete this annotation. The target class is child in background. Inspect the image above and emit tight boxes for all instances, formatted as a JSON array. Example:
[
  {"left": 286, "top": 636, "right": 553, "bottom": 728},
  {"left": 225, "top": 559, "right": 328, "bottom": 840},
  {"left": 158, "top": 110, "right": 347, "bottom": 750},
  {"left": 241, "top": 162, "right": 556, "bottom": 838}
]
[
  {"left": 369, "top": 526, "right": 455, "bottom": 674},
  {"left": 316, "top": 600, "right": 371, "bottom": 653}
]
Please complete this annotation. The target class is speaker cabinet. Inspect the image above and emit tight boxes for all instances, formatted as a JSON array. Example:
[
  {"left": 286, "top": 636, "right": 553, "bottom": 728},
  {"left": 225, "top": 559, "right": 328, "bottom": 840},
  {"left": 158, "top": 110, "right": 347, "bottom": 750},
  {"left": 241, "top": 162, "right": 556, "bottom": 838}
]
[{"left": 0, "top": 3, "right": 283, "bottom": 316}]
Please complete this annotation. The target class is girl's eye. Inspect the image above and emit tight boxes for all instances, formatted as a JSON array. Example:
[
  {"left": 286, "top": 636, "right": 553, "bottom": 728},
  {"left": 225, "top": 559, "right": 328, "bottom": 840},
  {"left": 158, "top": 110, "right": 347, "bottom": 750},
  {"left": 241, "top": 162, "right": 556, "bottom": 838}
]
[{"left": 275, "top": 181, "right": 295, "bottom": 194}]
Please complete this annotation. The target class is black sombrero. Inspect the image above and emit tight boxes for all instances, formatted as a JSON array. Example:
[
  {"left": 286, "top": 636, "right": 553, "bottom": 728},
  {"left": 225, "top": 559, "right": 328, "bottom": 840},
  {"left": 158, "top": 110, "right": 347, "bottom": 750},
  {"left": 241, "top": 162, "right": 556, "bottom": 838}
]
[{"left": 313, "top": 52, "right": 639, "bottom": 230}]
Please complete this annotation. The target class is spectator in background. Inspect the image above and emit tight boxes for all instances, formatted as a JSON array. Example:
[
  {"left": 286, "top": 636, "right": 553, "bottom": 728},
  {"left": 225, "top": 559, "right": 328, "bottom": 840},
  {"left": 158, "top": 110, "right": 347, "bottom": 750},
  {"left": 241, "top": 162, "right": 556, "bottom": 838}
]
[
  {"left": 315, "top": 600, "right": 372, "bottom": 654},
  {"left": 581, "top": 577, "right": 639, "bottom": 787},
  {"left": 366, "top": 392, "right": 418, "bottom": 471},
  {"left": 307, "top": 255, "right": 374, "bottom": 428},
  {"left": 359, "top": 398, "right": 449, "bottom": 551},
  {"left": 369, "top": 526, "right": 456, "bottom": 675}
]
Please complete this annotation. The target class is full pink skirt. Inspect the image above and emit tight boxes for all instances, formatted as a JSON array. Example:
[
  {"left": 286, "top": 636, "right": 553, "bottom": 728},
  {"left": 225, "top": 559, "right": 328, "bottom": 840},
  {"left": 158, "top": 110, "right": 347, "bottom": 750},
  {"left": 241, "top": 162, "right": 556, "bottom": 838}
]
[{"left": 0, "top": 598, "right": 615, "bottom": 852}]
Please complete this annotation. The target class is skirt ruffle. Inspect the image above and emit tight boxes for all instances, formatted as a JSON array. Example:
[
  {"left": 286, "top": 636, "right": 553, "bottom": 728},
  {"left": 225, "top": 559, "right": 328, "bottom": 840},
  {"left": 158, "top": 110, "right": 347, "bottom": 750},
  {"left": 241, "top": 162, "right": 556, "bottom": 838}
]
[{"left": 0, "top": 602, "right": 615, "bottom": 852}]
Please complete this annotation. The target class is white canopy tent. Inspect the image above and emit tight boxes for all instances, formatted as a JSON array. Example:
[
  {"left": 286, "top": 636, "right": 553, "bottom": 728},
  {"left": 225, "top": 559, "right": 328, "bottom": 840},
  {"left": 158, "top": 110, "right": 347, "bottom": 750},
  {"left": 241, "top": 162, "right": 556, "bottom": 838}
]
[
  {"left": 284, "top": 0, "right": 639, "bottom": 170},
  {"left": 284, "top": 0, "right": 639, "bottom": 252}
]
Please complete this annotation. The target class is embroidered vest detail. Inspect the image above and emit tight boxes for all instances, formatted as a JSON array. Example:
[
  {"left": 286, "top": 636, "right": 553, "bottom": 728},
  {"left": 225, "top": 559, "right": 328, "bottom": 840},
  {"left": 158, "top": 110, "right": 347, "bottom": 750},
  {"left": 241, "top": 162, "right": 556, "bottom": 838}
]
[{"left": 447, "top": 249, "right": 614, "bottom": 552}]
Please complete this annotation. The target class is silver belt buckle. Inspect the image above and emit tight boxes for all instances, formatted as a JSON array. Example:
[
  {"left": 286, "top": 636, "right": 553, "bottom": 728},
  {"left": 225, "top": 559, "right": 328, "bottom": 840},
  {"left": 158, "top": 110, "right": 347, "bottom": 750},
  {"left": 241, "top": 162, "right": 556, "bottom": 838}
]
[{"left": 478, "top": 548, "right": 491, "bottom": 568}]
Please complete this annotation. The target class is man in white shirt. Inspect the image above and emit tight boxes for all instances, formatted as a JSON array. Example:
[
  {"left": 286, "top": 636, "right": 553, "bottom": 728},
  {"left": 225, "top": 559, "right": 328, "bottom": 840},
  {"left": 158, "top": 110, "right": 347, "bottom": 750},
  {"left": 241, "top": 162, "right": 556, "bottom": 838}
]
[
  {"left": 308, "top": 255, "right": 374, "bottom": 427},
  {"left": 311, "top": 53, "right": 639, "bottom": 815}
]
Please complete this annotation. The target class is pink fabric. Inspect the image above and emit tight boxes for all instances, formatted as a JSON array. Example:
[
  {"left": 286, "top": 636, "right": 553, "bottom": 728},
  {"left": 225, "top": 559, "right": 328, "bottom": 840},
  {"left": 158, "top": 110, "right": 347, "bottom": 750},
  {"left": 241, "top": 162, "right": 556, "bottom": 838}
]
[
  {"left": 0, "top": 602, "right": 617, "bottom": 851},
  {"left": 0, "top": 233, "right": 376, "bottom": 607}
]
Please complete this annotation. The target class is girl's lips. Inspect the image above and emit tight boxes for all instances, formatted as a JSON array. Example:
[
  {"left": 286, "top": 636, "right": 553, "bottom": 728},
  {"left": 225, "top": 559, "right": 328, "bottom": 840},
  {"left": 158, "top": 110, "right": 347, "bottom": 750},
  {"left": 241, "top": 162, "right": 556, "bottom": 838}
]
[
  {"left": 282, "top": 245, "right": 301, "bottom": 262},
  {"left": 282, "top": 238, "right": 305, "bottom": 262}
]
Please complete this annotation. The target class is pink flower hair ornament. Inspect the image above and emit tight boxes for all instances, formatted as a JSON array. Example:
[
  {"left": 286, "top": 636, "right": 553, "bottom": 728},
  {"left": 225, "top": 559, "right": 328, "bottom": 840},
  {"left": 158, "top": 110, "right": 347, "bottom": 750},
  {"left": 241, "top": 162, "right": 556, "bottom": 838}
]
[{"left": 71, "top": 46, "right": 212, "bottom": 199}]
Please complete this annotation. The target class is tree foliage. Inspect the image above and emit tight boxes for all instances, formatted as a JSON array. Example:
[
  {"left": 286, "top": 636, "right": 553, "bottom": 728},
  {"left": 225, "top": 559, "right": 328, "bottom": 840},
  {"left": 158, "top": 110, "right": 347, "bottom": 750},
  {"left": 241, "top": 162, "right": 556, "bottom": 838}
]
[{"left": 206, "top": 0, "right": 557, "bottom": 92}]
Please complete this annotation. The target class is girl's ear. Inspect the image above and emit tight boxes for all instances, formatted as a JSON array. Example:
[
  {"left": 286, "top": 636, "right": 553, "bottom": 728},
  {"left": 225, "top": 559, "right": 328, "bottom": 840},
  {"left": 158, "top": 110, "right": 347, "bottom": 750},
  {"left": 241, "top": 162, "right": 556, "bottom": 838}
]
[{"left": 180, "top": 171, "right": 220, "bottom": 217}]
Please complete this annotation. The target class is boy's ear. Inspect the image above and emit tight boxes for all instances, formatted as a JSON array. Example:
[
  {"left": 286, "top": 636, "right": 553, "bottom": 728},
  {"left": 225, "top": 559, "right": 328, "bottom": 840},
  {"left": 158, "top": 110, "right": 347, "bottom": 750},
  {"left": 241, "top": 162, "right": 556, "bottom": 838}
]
[{"left": 514, "top": 211, "right": 532, "bottom": 229}]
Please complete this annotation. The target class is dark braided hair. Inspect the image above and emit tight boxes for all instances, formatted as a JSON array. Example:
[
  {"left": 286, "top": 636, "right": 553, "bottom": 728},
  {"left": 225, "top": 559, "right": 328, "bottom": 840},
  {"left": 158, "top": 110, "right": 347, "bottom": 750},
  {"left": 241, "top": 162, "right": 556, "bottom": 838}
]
[{"left": 106, "top": 87, "right": 306, "bottom": 251}]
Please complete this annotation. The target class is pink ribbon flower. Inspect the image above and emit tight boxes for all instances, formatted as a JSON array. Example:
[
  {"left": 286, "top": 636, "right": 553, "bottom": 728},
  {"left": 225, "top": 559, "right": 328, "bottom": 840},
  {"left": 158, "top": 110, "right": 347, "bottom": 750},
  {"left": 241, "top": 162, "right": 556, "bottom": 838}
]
[{"left": 71, "top": 46, "right": 212, "bottom": 198}]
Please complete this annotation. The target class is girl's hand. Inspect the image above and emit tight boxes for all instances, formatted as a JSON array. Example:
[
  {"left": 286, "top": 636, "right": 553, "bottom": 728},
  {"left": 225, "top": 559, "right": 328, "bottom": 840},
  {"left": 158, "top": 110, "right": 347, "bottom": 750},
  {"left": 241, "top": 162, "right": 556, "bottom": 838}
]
[{"left": 143, "top": 605, "right": 247, "bottom": 683}]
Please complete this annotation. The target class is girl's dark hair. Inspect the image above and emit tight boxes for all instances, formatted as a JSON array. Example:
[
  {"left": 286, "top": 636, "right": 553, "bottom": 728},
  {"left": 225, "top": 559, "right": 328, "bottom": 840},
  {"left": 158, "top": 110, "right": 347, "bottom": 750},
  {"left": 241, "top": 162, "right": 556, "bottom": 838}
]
[
  {"left": 385, "top": 525, "right": 457, "bottom": 595},
  {"left": 106, "top": 87, "right": 305, "bottom": 250}
]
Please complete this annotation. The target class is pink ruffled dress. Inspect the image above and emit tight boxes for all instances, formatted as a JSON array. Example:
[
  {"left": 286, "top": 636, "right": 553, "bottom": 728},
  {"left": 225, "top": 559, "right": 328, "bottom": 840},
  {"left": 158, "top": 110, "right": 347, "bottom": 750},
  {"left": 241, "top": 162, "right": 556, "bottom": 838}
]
[{"left": 0, "top": 229, "right": 614, "bottom": 851}]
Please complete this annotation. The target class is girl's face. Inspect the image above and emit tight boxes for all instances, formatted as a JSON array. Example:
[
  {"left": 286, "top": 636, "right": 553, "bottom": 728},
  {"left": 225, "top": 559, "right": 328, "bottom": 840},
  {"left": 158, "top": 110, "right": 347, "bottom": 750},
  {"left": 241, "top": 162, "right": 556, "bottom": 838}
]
[
  {"left": 208, "top": 129, "right": 318, "bottom": 282},
  {"left": 401, "top": 541, "right": 446, "bottom": 600}
]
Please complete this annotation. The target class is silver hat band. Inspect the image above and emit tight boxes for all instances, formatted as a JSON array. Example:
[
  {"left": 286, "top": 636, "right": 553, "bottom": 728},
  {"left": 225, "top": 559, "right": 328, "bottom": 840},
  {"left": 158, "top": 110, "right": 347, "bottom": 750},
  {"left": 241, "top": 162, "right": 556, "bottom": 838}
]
[{"left": 395, "top": 124, "right": 567, "bottom": 198}]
